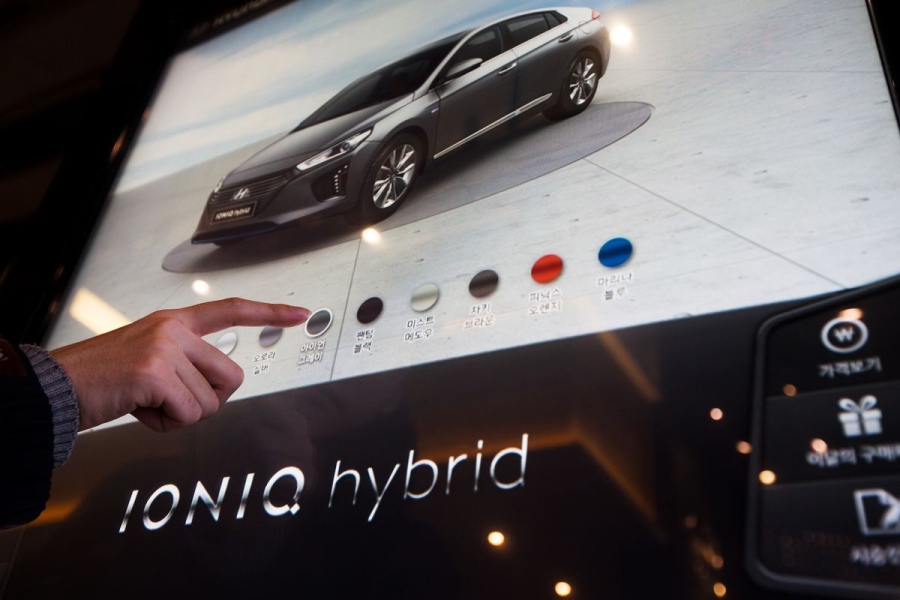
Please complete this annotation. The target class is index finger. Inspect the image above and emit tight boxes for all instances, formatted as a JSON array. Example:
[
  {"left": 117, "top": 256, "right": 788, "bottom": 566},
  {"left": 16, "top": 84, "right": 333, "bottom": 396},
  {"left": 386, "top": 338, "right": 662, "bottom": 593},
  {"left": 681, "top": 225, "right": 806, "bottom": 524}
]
[{"left": 169, "top": 298, "right": 311, "bottom": 336}]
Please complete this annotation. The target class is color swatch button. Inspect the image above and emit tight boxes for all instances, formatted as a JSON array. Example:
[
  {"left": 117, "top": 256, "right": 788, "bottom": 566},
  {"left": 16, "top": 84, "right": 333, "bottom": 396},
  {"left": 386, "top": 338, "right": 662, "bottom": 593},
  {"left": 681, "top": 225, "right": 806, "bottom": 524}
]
[
  {"left": 598, "top": 238, "right": 633, "bottom": 268},
  {"left": 531, "top": 254, "right": 563, "bottom": 284},
  {"left": 469, "top": 269, "right": 500, "bottom": 298},
  {"left": 259, "top": 326, "right": 282, "bottom": 348},
  {"left": 305, "top": 308, "right": 333, "bottom": 338},
  {"left": 215, "top": 331, "right": 238, "bottom": 356},
  {"left": 357, "top": 297, "right": 384, "bottom": 324},
  {"left": 411, "top": 283, "right": 440, "bottom": 312}
]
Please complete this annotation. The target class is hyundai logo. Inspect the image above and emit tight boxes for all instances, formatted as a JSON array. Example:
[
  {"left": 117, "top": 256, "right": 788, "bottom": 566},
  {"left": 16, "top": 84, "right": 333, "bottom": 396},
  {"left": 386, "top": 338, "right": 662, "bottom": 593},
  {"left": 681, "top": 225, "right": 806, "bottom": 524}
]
[{"left": 233, "top": 187, "right": 251, "bottom": 200}]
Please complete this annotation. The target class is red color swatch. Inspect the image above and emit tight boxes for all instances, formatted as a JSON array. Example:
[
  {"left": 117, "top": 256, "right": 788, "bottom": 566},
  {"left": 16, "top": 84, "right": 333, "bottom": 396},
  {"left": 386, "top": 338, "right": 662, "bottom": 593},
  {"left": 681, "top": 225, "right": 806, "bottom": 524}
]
[{"left": 531, "top": 254, "right": 563, "bottom": 283}]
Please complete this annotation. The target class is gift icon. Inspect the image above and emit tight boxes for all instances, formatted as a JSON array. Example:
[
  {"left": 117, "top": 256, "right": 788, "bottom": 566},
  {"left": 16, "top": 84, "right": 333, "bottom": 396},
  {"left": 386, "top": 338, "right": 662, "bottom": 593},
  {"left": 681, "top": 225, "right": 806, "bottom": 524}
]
[{"left": 838, "top": 395, "right": 882, "bottom": 437}]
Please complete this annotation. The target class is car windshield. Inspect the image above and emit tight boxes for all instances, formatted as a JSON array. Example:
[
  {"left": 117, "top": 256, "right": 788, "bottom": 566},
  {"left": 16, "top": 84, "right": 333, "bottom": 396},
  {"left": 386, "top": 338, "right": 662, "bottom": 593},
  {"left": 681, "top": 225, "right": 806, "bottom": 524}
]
[{"left": 298, "top": 34, "right": 466, "bottom": 128}]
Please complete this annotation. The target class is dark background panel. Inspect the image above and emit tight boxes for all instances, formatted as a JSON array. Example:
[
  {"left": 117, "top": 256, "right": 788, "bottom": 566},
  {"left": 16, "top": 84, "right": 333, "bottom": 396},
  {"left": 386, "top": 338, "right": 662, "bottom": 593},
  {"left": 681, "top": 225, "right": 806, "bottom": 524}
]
[{"left": 2, "top": 301, "right": 825, "bottom": 599}]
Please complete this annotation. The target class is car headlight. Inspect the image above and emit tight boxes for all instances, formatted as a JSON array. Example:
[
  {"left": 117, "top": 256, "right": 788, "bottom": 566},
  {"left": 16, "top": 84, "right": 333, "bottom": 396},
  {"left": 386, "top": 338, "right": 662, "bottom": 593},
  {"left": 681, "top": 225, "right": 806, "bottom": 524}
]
[
  {"left": 296, "top": 129, "right": 372, "bottom": 171},
  {"left": 213, "top": 177, "right": 224, "bottom": 193}
]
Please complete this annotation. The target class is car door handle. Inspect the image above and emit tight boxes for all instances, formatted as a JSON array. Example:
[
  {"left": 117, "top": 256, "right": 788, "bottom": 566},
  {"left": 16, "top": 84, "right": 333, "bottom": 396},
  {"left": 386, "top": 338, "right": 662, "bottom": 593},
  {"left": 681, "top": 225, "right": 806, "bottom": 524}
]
[
  {"left": 497, "top": 62, "right": 517, "bottom": 75},
  {"left": 558, "top": 32, "right": 574, "bottom": 42}
]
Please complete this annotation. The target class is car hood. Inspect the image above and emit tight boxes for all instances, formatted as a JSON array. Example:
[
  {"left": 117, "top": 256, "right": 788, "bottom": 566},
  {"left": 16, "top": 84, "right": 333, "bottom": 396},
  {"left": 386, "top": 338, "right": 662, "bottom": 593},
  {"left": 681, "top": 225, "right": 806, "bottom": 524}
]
[{"left": 224, "top": 97, "right": 410, "bottom": 184}]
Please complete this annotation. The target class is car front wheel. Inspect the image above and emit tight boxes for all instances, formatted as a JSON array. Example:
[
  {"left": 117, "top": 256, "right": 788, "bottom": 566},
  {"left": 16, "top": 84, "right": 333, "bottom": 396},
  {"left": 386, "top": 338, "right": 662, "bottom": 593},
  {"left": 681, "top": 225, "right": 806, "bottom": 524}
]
[
  {"left": 544, "top": 50, "right": 600, "bottom": 120},
  {"left": 347, "top": 134, "right": 423, "bottom": 225}
]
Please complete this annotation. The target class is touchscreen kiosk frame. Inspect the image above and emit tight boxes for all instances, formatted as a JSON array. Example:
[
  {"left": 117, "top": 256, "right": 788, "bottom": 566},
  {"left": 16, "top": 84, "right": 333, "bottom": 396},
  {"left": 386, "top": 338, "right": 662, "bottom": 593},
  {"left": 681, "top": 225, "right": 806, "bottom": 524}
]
[{"left": 0, "top": 1, "right": 899, "bottom": 598}]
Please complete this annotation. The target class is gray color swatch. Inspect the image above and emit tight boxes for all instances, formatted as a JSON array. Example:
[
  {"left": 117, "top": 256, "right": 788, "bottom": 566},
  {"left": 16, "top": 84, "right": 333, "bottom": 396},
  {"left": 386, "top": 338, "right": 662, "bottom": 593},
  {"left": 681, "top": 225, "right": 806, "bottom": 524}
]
[
  {"left": 411, "top": 283, "right": 440, "bottom": 312},
  {"left": 215, "top": 331, "right": 238, "bottom": 355},
  {"left": 259, "top": 326, "right": 283, "bottom": 348},
  {"left": 305, "top": 308, "right": 333, "bottom": 338}
]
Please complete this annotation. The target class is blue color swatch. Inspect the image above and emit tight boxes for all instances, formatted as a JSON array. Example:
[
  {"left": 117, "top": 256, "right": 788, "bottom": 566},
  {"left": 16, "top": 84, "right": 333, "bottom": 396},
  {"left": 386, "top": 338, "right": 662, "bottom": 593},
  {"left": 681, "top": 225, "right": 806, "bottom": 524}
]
[{"left": 598, "top": 238, "right": 633, "bottom": 268}]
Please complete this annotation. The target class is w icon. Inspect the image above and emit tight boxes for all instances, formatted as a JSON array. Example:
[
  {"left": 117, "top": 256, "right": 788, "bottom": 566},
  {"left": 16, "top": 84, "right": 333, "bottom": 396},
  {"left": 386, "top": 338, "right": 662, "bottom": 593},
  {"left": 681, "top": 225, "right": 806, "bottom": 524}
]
[
  {"left": 821, "top": 317, "right": 868, "bottom": 354},
  {"left": 833, "top": 326, "right": 857, "bottom": 344}
]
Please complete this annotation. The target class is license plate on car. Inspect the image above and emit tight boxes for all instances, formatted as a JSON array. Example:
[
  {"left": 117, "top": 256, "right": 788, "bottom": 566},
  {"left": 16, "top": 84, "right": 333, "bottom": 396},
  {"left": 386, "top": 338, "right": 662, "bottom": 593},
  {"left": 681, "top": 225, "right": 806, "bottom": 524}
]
[{"left": 212, "top": 202, "right": 256, "bottom": 223}]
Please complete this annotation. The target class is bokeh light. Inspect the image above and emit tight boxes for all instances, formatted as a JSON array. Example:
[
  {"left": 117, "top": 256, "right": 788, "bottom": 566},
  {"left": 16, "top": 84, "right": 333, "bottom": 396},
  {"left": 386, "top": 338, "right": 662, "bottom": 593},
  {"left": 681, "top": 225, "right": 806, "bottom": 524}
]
[
  {"left": 811, "top": 439, "right": 828, "bottom": 453},
  {"left": 839, "top": 307, "right": 863, "bottom": 320},
  {"left": 555, "top": 582, "right": 572, "bottom": 597}
]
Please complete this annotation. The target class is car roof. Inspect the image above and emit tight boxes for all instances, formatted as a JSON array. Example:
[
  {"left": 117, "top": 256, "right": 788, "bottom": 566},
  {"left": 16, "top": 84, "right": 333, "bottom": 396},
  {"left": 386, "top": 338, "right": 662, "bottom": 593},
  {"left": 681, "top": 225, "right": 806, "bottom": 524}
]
[
  {"left": 467, "top": 6, "right": 574, "bottom": 33},
  {"left": 365, "top": 7, "right": 575, "bottom": 78},
  {"left": 414, "top": 7, "right": 579, "bottom": 95}
]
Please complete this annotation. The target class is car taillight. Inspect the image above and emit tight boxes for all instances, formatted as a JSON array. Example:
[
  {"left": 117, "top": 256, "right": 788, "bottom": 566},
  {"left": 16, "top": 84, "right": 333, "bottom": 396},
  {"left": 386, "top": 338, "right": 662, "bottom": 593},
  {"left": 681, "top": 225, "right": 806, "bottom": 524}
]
[{"left": 591, "top": 9, "right": 601, "bottom": 19}]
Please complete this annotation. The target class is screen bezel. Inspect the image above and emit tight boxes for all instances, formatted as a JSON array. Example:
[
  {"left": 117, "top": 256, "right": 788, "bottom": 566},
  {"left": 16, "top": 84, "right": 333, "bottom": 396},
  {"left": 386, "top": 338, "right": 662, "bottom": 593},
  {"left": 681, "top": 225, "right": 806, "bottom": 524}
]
[
  {"left": 0, "top": 0, "right": 299, "bottom": 344},
  {"left": 1, "top": 4, "right": 899, "bottom": 595}
]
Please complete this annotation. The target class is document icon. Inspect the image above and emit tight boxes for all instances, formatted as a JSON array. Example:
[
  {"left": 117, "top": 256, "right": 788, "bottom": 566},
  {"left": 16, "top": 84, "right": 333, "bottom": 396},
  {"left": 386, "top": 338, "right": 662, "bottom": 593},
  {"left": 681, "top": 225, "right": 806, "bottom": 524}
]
[{"left": 854, "top": 489, "right": 900, "bottom": 536}]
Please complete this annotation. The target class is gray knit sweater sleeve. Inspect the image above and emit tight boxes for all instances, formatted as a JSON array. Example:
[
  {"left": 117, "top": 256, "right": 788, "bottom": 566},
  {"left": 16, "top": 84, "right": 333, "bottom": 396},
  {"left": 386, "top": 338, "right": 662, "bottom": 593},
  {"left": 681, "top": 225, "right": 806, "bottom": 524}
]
[{"left": 21, "top": 345, "right": 80, "bottom": 467}]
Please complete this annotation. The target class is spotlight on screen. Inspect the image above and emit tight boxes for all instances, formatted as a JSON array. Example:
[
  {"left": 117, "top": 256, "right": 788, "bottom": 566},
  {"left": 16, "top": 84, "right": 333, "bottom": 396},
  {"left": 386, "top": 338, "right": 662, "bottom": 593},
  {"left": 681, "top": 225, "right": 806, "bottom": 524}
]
[
  {"left": 362, "top": 228, "right": 381, "bottom": 244},
  {"left": 610, "top": 25, "right": 633, "bottom": 46},
  {"left": 69, "top": 288, "right": 131, "bottom": 335},
  {"left": 192, "top": 279, "right": 210, "bottom": 295}
]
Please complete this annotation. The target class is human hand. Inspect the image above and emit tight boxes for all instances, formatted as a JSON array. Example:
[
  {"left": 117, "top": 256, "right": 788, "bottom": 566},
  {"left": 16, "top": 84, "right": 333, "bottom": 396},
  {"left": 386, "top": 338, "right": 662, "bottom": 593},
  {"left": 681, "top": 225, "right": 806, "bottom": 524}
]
[{"left": 52, "top": 298, "right": 310, "bottom": 432}]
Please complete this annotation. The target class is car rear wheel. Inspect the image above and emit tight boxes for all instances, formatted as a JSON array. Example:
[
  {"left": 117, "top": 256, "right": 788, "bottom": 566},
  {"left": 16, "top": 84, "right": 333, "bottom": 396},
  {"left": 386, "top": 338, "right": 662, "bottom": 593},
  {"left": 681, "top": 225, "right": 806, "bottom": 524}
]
[
  {"left": 346, "top": 133, "right": 423, "bottom": 225},
  {"left": 544, "top": 50, "right": 600, "bottom": 120}
]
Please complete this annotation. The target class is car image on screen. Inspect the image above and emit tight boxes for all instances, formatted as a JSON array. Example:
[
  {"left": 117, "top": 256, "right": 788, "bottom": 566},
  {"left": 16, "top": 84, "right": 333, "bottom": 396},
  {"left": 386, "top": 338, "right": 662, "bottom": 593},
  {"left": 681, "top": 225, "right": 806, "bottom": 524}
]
[{"left": 190, "top": 8, "right": 610, "bottom": 245}]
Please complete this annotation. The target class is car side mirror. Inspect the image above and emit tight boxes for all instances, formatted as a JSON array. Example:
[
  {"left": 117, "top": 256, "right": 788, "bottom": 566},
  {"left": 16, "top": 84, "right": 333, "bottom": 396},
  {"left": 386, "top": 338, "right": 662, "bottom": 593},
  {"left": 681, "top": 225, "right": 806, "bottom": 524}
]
[{"left": 443, "top": 58, "right": 483, "bottom": 82}]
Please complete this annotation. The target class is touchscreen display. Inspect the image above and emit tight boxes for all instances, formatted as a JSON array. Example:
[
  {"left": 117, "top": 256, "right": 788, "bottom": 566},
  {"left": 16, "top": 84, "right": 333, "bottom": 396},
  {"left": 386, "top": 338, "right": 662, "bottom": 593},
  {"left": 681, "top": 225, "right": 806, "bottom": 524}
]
[
  {"left": 7, "top": 2, "right": 900, "bottom": 598},
  {"left": 45, "top": 0, "right": 900, "bottom": 424}
]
